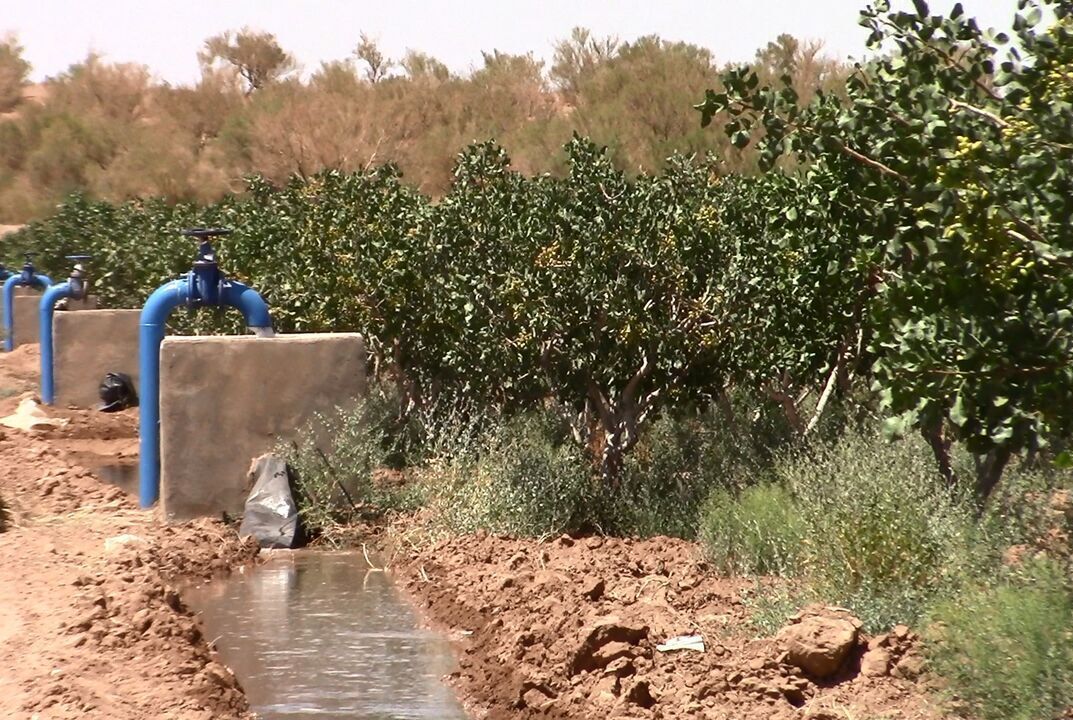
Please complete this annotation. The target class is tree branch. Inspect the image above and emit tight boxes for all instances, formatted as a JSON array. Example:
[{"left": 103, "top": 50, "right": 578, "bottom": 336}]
[
  {"left": 805, "top": 354, "right": 842, "bottom": 435},
  {"left": 949, "top": 99, "right": 1009, "bottom": 128},
  {"left": 831, "top": 138, "right": 909, "bottom": 182}
]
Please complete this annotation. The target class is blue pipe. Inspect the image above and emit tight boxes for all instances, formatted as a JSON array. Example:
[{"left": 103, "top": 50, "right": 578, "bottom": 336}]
[
  {"left": 138, "top": 276, "right": 272, "bottom": 508},
  {"left": 3, "top": 273, "right": 52, "bottom": 352},
  {"left": 39, "top": 282, "right": 75, "bottom": 405}
]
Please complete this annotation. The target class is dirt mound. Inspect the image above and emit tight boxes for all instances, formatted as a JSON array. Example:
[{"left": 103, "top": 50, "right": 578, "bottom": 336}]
[
  {"left": 397, "top": 533, "right": 940, "bottom": 719},
  {"left": 0, "top": 367, "right": 258, "bottom": 719},
  {"left": 0, "top": 344, "right": 40, "bottom": 404}
]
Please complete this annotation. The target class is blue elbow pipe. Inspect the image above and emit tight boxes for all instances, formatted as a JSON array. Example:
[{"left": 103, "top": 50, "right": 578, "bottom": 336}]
[
  {"left": 220, "top": 280, "right": 273, "bottom": 330},
  {"left": 3, "top": 273, "right": 52, "bottom": 352},
  {"left": 138, "top": 279, "right": 191, "bottom": 509},
  {"left": 39, "top": 282, "right": 75, "bottom": 405},
  {"left": 138, "top": 277, "right": 272, "bottom": 509}
]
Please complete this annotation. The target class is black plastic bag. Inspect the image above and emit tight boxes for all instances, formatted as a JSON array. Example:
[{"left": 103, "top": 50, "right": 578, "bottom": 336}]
[
  {"left": 239, "top": 454, "right": 306, "bottom": 549},
  {"left": 98, "top": 372, "right": 138, "bottom": 412}
]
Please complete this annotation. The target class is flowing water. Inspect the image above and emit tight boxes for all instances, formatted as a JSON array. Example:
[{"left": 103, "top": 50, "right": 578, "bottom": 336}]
[{"left": 183, "top": 551, "right": 467, "bottom": 719}]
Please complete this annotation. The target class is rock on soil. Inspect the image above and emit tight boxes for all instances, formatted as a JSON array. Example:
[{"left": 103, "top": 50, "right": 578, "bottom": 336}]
[
  {"left": 777, "top": 607, "right": 860, "bottom": 678},
  {"left": 395, "top": 532, "right": 942, "bottom": 720}
]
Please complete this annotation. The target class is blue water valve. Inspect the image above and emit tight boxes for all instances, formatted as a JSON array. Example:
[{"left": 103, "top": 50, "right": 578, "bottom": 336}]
[
  {"left": 65, "top": 254, "right": 92, "bottom": 300},
  {"left": 181, "top": 227, "right": 231, "bottom": 308},
  {"left": 19, "top": 252, "right": 38, "bottom": 285}
]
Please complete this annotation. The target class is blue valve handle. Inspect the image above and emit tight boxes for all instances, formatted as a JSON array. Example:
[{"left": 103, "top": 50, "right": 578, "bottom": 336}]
[{"left": 180, "top": 227, "right": 232, "bottom": 238}]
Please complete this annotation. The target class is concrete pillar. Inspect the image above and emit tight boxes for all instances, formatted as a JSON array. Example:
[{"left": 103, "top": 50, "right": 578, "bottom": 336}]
[
  {"left": 9, "top": 293, "right": 97, "bottom": 350},
  {"left": 158, "top": 333, "right": 366, "bottom": 521},
  {"left": 53, "top": 309, "right": 140, "bottom": 407}
]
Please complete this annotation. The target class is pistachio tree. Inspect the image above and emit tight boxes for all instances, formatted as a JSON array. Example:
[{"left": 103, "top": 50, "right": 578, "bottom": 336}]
[{"left": 698, "top": 0, "right": 1073, "bottom": 499}]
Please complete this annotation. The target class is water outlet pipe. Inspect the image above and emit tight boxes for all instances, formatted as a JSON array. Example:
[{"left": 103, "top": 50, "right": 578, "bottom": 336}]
[
  {"left": 3, "top": 253, "right": 53, "bottom": 352},
  {"left": 138, "top": 228, "right": 274, "bottom": 509},
  {"left": 40, "top": 256, "right": 93, "bottom": 405}
]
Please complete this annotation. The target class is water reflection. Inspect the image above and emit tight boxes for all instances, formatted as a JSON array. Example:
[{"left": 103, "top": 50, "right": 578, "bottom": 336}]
[{"left": 184, "top": 552, "right": 466, "bottom": 719}]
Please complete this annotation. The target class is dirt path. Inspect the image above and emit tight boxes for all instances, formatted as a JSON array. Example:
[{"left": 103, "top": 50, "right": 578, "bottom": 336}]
[{"left": 0, "top": 350, "right": 258, "bottom": 720}]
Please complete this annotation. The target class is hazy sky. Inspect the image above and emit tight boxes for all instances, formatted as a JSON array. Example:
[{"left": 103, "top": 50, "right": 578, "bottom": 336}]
[{"left": 5, "top": 0, "right": 1015, "bottom": 84}]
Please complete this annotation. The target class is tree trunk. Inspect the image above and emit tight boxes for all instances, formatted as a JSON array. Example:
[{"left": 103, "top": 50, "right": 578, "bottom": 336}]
[
  {"left": 921, "top": 422, "right": 957, "bottom": 490},
  {"left": 599, "top": 428, "right": 625, "bottom": 489},
  {"left": 973, "top": 446, "right": 1011, "bottom": 508},
  {"left": 715, "top": 388, "right": 737, "bottom": 427}
]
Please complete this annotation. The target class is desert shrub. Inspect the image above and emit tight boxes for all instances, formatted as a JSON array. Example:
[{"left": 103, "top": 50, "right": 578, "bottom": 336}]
[
  {"left": 613, "top": 408, "right": 768, "bottom": 538},
  {"left": 700, "top": 483, "right": 804, "bottom": 576},
  {"left": 786, "top": 429, "right": 974, "bottom": 630},
  {"left": 700, "top": 427, "right": 973, "bottom": 631},
  {"left": 424, "top": 410, "right": 600, "bottom": 537},
  {"left": 282, "top": 393, "right": 402, "bottom": 535},
  {"left": 926, "top": 558, "right": 1073, "bottom": 720}
]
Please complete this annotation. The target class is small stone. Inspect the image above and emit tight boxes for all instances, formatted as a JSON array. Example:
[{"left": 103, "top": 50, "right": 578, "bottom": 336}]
[
  {"left": 202, "top": 662, "right": 232, "bottom": 687},
  {"left": 867, "top": 633, "right": 890, "bottom": 650},
  {"left": 603, "top": 657, "right": 635, "bottom": 677},
  {"left": 163, "top": 588, "right": 181, "bottom": 610},
  {"left": 132, "top": 609, "right": 153, "bottom": 634},
  {"left": 581, "top": 577, "right": 605, "bottom": 601},
  {"left": 103, "top": 534, "right": 149, "bottom": 553},
  {"left": 892, "top": 651, "right": 926, "bottom": 680},
  {"left": 860, "top": 647, "right": 892, "bottom": 677},
  {"left": 624, "top": 679, "right": 656, "bottom": 708},
  {"left": 590, "top": 675, "right": 620, "bottom": 702},
  {"left": 592, "top": 640, "right": 633, "bottom": 667},
  {"left": 803, "top": 709, "right": 840, "bottom": 720},
  {"left": 521, "top": 687, "right": 554, "bottom": 710}
]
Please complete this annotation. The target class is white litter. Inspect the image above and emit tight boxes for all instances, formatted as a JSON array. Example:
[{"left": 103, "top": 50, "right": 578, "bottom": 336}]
[
  {"left": 656, "top": 634, "right": 705, "bottom": 653},
  {"left": 0, "top": 397, "right": 68, "bottom": 431},
  {"left": 103, "top": 534, "right": 150, "bottom": 553}
]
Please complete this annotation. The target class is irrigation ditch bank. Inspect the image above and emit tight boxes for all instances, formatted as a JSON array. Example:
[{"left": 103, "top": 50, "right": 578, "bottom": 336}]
[
  {"left": 0, "top": 381, "right": 257, "bottom": 718},
  {"left": 0, "top": 344, "right": 939, "bottom": 719}
]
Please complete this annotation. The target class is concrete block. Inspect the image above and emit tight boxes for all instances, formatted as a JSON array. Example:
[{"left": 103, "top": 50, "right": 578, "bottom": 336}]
[
  {"left": 53, "top": 309, "right": 140, "bottom": 408},
  {"left": 8, "top": 292, "right": 98, "bottom": 349},
  {"left": 159, "top": 333, "right": 366, "bottom": 521}
]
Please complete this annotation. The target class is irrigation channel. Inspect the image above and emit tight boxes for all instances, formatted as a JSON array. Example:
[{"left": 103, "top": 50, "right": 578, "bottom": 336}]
[{"left": 183, "top": 551, "right": 467, "bottom": 719}]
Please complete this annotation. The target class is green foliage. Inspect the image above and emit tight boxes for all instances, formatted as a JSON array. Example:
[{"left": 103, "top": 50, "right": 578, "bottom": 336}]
[
  {"left": 614, "top": 407, "right": 769, "bottom": 538},
  {"left": 700, "top": 428, "right": 973, "bottom": 631},
  {"left": 281, "top": 395, "right": 397, "bottom": 537},
  {"left": 786, "top": 430, "right": 973, "bottom": 629},
  {"left": 700, "top": 483, "right": 804, "bottom": 576},
  {"left": 9, "top": 137, "right": 859, "bottom": 484},
  {"left": 424, "top": 410, "right": 600, "bottom": 538},
  {"left": 927, "top": 558, "right": 1073, "bottom": 720},
  {"left": 699, "top": 0, "right": 1073, "bottom": 499}
]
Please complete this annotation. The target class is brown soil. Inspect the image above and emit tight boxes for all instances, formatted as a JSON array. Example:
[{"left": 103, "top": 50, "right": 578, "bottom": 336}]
[
  {"left": 0, "top": 349, "right": 259, "bottom": 720},
  {"left": 396, "top": 532, "right": 943, "bottom": 720}
]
